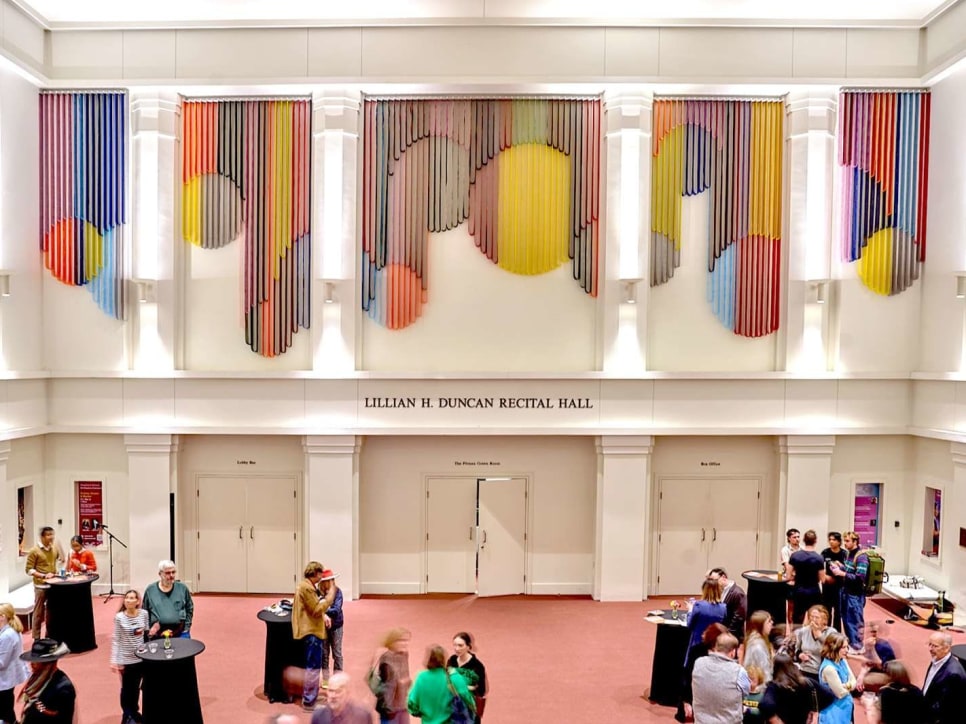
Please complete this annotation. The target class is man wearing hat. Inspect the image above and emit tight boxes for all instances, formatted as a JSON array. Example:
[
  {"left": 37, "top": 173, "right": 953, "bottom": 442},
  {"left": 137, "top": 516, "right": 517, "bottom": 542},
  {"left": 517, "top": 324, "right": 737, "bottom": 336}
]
[
  {"left": 19, "top": 639, "right": 75, "bottom": 724},
  {"left": 320, "top": 569, "right": 344, "bottom": 685},
  {"left": 293, "top": 561, "right": 336, "bottom": 711}
]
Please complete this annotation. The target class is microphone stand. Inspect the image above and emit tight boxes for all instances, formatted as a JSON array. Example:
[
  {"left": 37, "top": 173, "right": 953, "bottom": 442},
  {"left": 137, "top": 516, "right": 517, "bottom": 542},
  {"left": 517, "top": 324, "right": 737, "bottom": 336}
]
[{"left": 98, "top": 526, "right": 128, "bottom": 603}]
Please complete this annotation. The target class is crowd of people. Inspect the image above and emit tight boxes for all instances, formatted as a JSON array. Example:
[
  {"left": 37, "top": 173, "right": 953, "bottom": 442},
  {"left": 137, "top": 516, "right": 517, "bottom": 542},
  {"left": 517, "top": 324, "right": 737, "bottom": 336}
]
[
  {"left": 676, "top": 528, "right": 966, "bottom": 724},
  {"left": 293, "top": 560, "right": 488, "bottom": 723}
]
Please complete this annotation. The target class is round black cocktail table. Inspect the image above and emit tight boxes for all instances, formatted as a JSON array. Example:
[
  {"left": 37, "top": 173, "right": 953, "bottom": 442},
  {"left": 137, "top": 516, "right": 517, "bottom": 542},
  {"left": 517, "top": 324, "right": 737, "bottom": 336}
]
[
  {"left": 136, "top": 637, "right": 206, "bottom": 724},
  {"left": 45, "top": 574, "right": 99, "bottom": 653}
]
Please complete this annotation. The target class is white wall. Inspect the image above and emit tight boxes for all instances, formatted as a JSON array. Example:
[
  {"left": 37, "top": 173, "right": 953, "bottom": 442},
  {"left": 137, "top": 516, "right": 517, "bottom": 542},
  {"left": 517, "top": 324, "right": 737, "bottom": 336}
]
[
  {"left": 2, "top": 436, "right": 44, "bottom": 593},
  {"left": 909, "top": 438, "right": 956, "bottom": 597},
  {"left": 648, "top": 196, "right": 777, "bottom": 371},
  {"left": 0, "top": 63, "right": 42, "bottom": 371},
  {"left": 918, "top": 60, "right": 966, "bottom": 372},
  {"left": 184, "top": 242, "right": 313, "bottom": 371},
  {"left": 359, "top": 435, "right": 596, "bottom": 593},
  {"left": 829, "top": 436, "right": 912, "bottom": 559},
  {"left": 650, "top": 436, "right": 779, "bottom": 571},
  {"left": 43, "top": 434, "right": 129, "bottom": 589},
  {"left": 362, "top": 226, "right": 597, "bottom": 372}
]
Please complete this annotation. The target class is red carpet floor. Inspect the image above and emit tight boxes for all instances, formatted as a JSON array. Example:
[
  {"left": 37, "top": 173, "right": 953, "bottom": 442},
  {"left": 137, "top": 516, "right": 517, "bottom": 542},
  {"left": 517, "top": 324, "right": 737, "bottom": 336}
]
[{"left": 11, "top": 594, "right": 963, "bottom": 723}]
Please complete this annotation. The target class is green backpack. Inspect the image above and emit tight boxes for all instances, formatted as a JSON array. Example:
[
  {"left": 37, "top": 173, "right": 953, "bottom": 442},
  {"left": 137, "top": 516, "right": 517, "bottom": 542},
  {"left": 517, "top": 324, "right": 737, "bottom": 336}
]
[{"left": 863, "top": 549, "right": 886, "bottom": 595}]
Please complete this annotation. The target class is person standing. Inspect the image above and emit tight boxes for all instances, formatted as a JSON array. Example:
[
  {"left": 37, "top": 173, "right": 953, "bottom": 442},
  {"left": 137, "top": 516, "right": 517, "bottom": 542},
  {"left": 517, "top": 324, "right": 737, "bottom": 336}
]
[
  {"left": 922, "top": 632, "right": 966, "bottom": 724},
  {"left": 821, "top": 532, "right": 846, "bottom": 631},
  {"left": 780, "top": 529, "right": 801, "bottom": 579},
  {"left": 19, "top": 639, "right": 75, "bottom": 724},
  {"left": 293, "top": 561, "right": 336, "bottom": 711},
  {"left": 691, "top": 633, "right": 750, "bottom": 724},
  {"left": 319, "top": 569, "right": 343, "bottom": 685},
  {"left": 375, "top": 628, "right": 412, "bottom": 724},
  {"left": 67, "top": 535, "right": 97, "bottom": 573},
  {"left": 24, "top": 526, "right": 63, "bottom": 640},
  {"left": 829, "top": 531, "right": 868, "bottom": 652},
  {"left": 407, "top": 644, "right": 475, "bottom": 724},
  {"left": 448, "top": 632, "right": 488, "bottom": 722},
  {"left": 0, "top": 603, "right": 30, "bottom": 724},
  {"left": 110, "top": 590, "right": 150, "bottom": 724},
  {"left": 311, "top": 672, "right": 375, "bottom": 724},
  {"left": 143, "top": 560, "right": 194, "bottom": 639},
  {"left": 788, "top": 530, "right": 826, "bottom": 624},
  {"left": 708, "top": 568, "right": 747, "bottom": 642}
]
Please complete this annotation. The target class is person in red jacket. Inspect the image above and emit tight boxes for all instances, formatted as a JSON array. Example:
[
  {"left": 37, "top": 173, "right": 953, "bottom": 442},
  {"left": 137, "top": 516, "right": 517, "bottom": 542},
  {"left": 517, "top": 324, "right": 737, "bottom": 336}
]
[{"left": 67, "top": 536, "right": 97, "bottom": 573}]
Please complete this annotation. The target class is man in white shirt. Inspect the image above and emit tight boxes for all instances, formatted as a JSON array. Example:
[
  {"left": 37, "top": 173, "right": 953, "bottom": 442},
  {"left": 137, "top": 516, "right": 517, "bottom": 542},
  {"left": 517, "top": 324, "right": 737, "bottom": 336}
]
[
  {"left": 922, "top": 632, "right": 966, "bottom": 724},
  {"left": 779, "top": 528, "right": 801, "bottom": 578}
]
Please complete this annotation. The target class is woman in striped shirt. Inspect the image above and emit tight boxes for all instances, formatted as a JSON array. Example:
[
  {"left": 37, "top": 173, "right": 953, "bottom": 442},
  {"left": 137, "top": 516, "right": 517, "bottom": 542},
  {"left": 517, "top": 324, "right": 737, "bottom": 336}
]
[{"left": 111, "top": 589, "right": 149, "bottom": 724}]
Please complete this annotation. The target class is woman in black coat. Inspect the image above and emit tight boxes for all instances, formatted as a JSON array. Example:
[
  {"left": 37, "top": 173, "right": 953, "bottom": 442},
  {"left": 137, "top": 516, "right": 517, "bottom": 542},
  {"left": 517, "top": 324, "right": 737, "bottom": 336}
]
[
  {"left": 448, "top": 632, "right": 488, "bottom": 723},
  {"left": 758, "top": 653, "right": 817, "bottom": 724},
  {"left": 877, "top": 660, "right": 927, "bottom": 724}
]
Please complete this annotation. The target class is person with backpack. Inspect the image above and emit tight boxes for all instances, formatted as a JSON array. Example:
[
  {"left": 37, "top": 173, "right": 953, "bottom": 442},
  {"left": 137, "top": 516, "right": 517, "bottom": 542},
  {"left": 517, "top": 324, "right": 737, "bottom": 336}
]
[
  {"left": 373, "top": 628, "right": 412, "bottom": 723},
  {"left": 828, "top": 531, "right": 868, "bottom": 653},
  {"left": 407, "top": 645, "right": 475, "bottom": 724}
]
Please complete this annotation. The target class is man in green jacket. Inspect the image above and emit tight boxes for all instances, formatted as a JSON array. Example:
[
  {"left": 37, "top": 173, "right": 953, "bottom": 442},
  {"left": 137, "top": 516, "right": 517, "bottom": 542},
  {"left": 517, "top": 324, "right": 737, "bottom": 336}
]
[{"left": 144, "top": 559, "right": 194, "bottom": 639}]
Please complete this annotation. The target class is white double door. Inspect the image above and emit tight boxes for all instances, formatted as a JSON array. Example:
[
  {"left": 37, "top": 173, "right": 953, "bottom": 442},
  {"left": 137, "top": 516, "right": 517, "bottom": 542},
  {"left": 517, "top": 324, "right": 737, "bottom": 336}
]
[
  {"left": 656, "top": 477, "right": 761, "bottom": 595},
  {"left": 197, "top": 476, "right": 298, "bottom": 594},
  {"left": 425, "top": 476, "right": 527, "bottom": 597}
]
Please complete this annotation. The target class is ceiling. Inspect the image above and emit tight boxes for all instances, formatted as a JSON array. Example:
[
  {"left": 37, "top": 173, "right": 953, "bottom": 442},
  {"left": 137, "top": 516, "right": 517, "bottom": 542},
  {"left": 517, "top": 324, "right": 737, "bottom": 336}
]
[{"left": 14, "top": 0, "right": 958, "bottom": 28}]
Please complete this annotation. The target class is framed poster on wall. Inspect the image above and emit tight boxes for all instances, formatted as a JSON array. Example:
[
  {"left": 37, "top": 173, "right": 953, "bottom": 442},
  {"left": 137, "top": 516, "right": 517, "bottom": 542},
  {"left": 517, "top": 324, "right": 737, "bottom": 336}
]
[
  {"left": 76, "top": 480, "right": 104, "bottom": 548},
  {"left": 853, "top": 483, "right": 882, "bottom": 547},
  {"left": 922, "top": 487, "right": 941, "bottom": 557}
]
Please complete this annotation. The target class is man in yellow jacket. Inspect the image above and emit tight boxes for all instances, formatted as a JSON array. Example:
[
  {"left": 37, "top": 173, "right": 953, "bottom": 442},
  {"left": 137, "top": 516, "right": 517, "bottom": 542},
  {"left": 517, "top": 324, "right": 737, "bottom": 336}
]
[{"left": 293, "top": 561, "right": 336, "bottom": 711}]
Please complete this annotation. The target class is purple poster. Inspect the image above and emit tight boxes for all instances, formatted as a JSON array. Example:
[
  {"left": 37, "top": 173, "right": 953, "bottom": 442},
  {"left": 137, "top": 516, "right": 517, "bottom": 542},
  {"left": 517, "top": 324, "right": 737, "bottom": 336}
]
[{"left": 853, "top": 483, "right": 881, "bottom": 547}]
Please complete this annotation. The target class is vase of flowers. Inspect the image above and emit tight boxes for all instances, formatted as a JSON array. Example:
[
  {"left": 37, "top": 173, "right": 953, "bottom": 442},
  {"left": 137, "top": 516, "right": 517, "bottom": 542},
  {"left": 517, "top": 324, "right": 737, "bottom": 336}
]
[
  {"left": 670, "top": 600, "right": 681, "bottom": 620},
  {"left": 162, "top": 630, "right": 173, "bottom": 650}
]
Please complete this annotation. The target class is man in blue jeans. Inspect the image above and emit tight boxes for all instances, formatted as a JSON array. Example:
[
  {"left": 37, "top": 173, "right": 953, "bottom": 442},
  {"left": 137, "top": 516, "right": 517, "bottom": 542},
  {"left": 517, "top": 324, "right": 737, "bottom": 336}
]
[{"left": 829, "top": 530, "right": 868, "bottom": 653}]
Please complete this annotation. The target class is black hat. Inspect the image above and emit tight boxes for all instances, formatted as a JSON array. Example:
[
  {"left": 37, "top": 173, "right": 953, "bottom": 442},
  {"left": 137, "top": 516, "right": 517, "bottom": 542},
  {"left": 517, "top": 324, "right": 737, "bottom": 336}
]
[{"left": 20, "top": 639, "right": 69, "bottom": 662}]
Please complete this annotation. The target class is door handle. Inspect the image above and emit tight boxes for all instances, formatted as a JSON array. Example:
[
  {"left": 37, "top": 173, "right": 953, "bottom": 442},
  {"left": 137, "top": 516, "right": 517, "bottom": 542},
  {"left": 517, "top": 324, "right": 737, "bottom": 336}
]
[
  {"left": 238, "top": 526, "right": 243, "bottom": 540},
  {"left": 250, "top": 526, "right": 254, "bottom": 540},
  {"left": 469, "top": 526, "right": 474, "bottom": 541},
  {"left": 712, "top": 528, "right": 717, "bottom": 542},
  {"left": 480, "top": 529, "right": 487, "bottom": 549},
  {"left": 701, "top": 528, "right": 706, "bottom": 542}
]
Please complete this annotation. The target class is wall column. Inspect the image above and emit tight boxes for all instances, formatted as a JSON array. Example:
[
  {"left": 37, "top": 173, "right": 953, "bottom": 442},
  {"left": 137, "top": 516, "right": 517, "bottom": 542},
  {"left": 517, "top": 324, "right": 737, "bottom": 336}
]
[
  {"left": 129, "top": 92, "right": 181, "bottom": 371},
  {"left": 949, "top": 443, "right": 966, "bottom": 625},
  {"left": 602, "top": 91, "right": 651, "bottom": 373},
  {"left": 784, "top": 92, "right": 837, "bottom": 372},
  {"left": 0, "top": 440, "right": 11, "bottom": 595},
  {"left": 778, "top": 436, "right": 836, "bottom": 545},
  {"left": 595, "top": 435, "right": 653, "bottom": 601},
  {"left": 303, "top": 435, "right": 361, "bottom": 599},
  {"left": 311, "top": 91, "right": 361, "bottom": 373},
  {"left": 125, "top": 435, "right": 178, "bottom": 590}
]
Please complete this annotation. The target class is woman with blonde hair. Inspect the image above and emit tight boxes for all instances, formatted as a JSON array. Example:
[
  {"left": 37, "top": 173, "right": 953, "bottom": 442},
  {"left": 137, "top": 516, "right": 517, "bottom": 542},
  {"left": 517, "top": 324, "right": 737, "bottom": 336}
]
[
  {"left": 793, "top": 605, "right": 837, "bottom": 681},
  {"left": 818, "top": 633, "right": 856, "bottom": 724},
  {"left": 742, "top": 610, "right": 775, "bottom": 690},
  {"left": 375, "top": 628, "right": 412, "bottom": 724},
  {"left": 0, "top": 602, "right": 30, "bottom": 724}
]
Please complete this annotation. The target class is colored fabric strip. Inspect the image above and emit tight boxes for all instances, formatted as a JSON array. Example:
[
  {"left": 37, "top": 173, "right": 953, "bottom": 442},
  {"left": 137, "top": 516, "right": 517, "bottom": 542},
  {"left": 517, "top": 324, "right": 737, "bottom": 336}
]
[
  {"left": 362, "top": 98, "right": 601, "bottom": 330},
  {"left": 39, "top": 91, "right": 127, "bottom": 320}
]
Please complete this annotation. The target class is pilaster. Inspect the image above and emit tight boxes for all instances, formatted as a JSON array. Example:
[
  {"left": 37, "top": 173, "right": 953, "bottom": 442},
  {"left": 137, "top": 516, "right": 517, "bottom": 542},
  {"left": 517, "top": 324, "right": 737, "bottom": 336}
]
[
  {"left": 0, "top": 440, "right": 11, "bottom": 596},
  {"left": 303, "top": 435, "right": 362, "bottom": 599},
  {"left": 124, "top": 434, "right": 178, "bottom": 592},
  {"left": 602, "top": 91, "right": 652, "bottom": 373},
  {"left": 311, "top": 90, "right": 361, "bottom": 373},
  {"left": 778, "top": 435, "right": 836, "bottom": 545},
  {"left": 595, "top": 435, "right": 654, "bottom": 601},
  {"left": 130, "top": 92, "right": 181, "bottom": 371},
  {"left": 784, "top": 92, "right": 838, "bottom": 372}
]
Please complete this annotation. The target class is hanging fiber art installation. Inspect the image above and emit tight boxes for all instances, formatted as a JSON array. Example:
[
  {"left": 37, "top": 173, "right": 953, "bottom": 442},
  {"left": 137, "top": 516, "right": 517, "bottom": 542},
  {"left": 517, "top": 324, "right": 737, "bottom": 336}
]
[
  {"left": 838, "top": 90, "right": 930, "bottom": 296},
  {"left": 40, "top": 91, "right": 127, "bottom": 320},
  {"left": 651, "top": 99, "right": 784, "bottom": 338},
  {"left": 181, "top": 98, "right": 311, "bottom": 357},
  {"left": 362, "top": 98, "right": 600, "bottom": 329}
]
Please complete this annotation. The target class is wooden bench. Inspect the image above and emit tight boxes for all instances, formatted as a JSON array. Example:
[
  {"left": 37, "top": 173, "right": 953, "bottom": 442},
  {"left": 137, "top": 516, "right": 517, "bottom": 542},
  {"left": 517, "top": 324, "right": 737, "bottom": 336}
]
[{"left": 9, "top": 582, "right": 35, "bottom": 631}]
